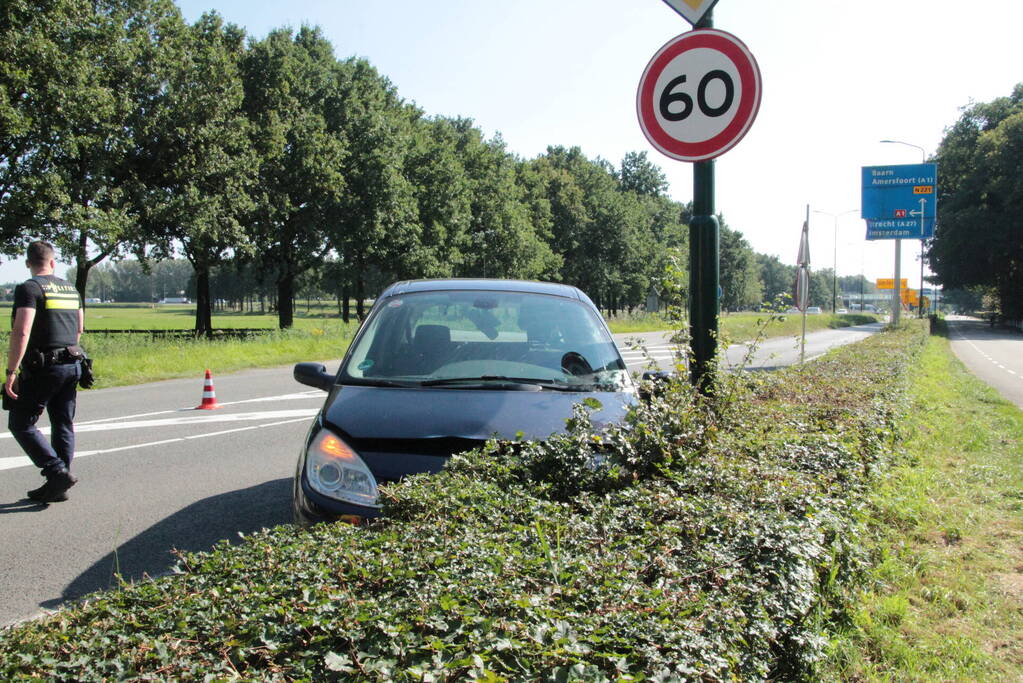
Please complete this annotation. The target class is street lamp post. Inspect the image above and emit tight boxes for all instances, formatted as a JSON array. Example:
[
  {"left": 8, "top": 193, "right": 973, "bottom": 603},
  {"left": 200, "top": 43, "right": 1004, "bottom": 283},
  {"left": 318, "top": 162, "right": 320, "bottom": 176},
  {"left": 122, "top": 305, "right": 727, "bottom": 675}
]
[
  {"left": 813, "top": 209, "right": 857, "bottom": 312},
  {"left": 880, "top": 140, "right": 928, "bottom": 318}
]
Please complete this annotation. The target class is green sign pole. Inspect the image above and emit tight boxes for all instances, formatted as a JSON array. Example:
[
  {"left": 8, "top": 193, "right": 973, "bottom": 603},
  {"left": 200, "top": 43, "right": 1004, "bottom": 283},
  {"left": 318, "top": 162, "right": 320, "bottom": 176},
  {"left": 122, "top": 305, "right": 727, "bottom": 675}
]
[{"left": 689, "top": 10, "right": 720, "bottom": 392}]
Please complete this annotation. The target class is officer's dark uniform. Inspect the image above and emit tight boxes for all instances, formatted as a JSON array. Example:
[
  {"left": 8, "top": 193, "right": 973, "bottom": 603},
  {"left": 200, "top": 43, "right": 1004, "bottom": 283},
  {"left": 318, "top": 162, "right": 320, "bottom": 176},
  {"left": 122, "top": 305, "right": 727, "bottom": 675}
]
[{"left": 9, "top": 275, "right": 83, "bottom": 486}]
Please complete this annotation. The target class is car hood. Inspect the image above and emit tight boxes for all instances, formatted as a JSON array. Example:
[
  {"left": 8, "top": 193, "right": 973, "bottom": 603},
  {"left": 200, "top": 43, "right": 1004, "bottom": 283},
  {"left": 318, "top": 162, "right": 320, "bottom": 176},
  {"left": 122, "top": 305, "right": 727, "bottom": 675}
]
[{"left": 323, "top": 384, "right": 636, "bottom": 443}]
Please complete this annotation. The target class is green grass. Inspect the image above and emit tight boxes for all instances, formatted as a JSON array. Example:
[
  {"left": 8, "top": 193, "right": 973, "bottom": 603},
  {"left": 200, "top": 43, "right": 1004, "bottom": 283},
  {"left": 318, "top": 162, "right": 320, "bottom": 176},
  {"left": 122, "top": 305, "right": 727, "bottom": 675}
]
[
  {"left": 823, "top": 324, "right": 1023, "bottom": 680},
  {"left": 606, "top": 310, "right": 878, "bottom": 337},
  {"left": 720, "top": 311, "right": 878, "bottom": 343},
  {"left": 77, "top": 321, "right": 360, "bottom": 387}
]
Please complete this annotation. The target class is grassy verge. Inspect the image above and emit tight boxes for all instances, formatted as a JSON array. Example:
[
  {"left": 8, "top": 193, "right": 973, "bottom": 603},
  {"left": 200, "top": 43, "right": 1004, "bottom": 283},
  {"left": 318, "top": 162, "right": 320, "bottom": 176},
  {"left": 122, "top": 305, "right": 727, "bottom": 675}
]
[
  {"left": 77, "top": 320, "right": 360, "bottom": 387},
  {"left": 823, "top": 323, "right": 1023, "bottom": 680},
  {"left": 0, "top": 323, "right": 927, "bottom": 680},
  {"left": 606, "top": 310, "right": 878, "bottom": 337}
]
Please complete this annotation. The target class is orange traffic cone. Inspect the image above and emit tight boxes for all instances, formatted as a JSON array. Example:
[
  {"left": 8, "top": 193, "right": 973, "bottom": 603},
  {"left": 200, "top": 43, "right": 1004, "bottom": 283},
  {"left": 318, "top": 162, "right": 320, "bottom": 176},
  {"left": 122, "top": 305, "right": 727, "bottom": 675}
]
[{"left": 194, "top": 369, "right": 222, "bottom": 410}]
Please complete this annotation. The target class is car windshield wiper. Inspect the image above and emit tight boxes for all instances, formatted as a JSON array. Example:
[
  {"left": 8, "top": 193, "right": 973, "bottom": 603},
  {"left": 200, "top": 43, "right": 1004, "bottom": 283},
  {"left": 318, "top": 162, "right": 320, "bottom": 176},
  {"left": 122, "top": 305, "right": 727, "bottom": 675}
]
[
  {"left": 343, "top": 378, "right": 419, "bottom": 388},
  {"left": 420, "top": 376, "right": 580, "bottom": 391}
]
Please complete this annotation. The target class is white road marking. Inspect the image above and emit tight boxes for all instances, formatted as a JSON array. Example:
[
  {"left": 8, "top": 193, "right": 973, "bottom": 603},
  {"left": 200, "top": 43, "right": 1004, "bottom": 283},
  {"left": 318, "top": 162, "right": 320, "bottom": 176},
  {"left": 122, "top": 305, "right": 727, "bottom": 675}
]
[
  {"left": 0, "top": 389, "right": 324, "bottom": 472},
  {"left": 0, "top": 416, "right": 313, "bottom": 472},
  {"left": 72, "top": 390, "right": 322, "bottom": 428},
  {"left": 0, "top": 408, "right": 319, "bottom": 440},
  {"left": 949, "top": 324, "right": 1021, "bottom": 384}
]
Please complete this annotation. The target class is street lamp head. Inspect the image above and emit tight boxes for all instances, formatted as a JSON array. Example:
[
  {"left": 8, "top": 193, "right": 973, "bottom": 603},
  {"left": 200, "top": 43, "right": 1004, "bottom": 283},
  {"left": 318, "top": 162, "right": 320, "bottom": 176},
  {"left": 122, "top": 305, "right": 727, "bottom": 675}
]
[{"left": 879, "top": 139, "right": 927, "bottom": 162}]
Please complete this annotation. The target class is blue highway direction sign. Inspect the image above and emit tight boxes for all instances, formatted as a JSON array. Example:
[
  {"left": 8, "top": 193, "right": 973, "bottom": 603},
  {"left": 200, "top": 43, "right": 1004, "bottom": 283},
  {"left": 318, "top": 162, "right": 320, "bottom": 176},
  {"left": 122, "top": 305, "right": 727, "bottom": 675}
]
[
  {"left": 861, "top": 163, "right": 937, "bottom": 240},
  {"left": 865, "top": 217, "right": 935, "bottom": 240}
]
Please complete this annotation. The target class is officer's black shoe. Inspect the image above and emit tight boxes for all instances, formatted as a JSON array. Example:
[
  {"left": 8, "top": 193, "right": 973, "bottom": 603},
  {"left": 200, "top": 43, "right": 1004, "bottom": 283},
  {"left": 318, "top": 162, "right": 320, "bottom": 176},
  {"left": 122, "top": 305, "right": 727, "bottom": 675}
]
[{"left": 27, "top": 472, "right": 77, "bottom": 503}]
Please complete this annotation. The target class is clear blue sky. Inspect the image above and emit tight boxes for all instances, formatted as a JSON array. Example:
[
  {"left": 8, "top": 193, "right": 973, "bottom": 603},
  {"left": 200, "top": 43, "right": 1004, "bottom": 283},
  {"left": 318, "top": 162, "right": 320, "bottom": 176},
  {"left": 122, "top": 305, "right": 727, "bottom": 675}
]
[{"left": 8, "top": 0, "right": 1021, "bottom": 292}]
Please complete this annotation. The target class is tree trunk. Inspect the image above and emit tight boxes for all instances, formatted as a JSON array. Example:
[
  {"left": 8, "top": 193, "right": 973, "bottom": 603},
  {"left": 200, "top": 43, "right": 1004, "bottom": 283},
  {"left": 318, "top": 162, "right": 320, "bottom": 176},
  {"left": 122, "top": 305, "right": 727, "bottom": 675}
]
[
  {"left": 73, "top": 261, "right": 92, "bottom": 309},
  {"left": 356, "top": 273, "right": 365, "bottom": 320},
  {"left": 342, "top": 283, "right": 350, "bottom": 323},
  {"left": 277, "top": 272, "right": 295, "bottom": 329},
  {"left": 194, "top": 266, "right": 213, "bottom": 338}
]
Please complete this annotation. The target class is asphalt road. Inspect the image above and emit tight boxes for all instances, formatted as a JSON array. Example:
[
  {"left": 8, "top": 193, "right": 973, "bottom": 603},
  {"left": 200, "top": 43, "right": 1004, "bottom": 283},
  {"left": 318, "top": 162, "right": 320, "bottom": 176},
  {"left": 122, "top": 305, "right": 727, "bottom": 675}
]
[
  {"left": 0, "top": 322, "right": 883, "bottom": 627},
  {"left": 614, "top": 320, "right": 885, "bottom": 372},
  {"left": 946, "top": 317, "right": 1023, "bottom": 409},
  {"left": 0, "top": 366, "right": 330, "bottom": 627}
]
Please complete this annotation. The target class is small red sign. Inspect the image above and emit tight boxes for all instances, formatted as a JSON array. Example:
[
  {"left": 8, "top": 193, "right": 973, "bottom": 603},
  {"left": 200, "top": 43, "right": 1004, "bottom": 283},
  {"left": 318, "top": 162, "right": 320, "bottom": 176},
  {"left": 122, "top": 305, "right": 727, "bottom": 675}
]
[{"left": 894, "top": 209, "right": 907, "bottom": 218}]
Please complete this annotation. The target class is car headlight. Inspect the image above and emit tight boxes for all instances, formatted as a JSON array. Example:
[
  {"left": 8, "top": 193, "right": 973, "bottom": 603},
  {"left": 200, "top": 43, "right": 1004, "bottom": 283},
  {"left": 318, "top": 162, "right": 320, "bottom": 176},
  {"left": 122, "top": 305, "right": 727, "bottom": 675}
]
[{"left": 305, "top": 429, "right": 380, "bottom": 508}]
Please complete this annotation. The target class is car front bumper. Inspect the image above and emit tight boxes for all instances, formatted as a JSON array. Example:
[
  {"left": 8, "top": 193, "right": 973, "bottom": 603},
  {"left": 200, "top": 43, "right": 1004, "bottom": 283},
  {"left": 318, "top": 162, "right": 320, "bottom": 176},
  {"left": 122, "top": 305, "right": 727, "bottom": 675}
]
[{"left": 292, "top": 471, "right": 383, "bottom": 526}]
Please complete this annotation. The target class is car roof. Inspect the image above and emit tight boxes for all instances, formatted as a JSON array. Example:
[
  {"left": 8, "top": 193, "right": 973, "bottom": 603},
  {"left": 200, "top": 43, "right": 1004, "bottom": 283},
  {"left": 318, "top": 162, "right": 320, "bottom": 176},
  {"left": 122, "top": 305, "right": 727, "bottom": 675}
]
[{"left": 379, "top": 278, "right": 589, "bottom": 302}]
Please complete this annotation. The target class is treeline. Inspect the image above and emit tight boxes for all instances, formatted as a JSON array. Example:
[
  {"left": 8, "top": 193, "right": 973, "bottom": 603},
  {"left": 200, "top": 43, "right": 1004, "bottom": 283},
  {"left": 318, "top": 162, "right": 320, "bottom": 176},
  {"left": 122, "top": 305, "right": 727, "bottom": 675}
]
[
  {"left": 931, "top": 84, "right": 1023, "bottom": 322},
  {"left": 3, "top": 0, "right": 848, "bottom": 332},
  {"left": 56, "top": 255, "right": 874, "bottom": 322}
]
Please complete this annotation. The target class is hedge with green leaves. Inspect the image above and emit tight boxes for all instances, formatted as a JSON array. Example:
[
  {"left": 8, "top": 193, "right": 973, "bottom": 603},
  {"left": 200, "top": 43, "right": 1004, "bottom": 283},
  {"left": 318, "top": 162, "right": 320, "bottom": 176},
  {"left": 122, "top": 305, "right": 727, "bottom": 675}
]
[{"left": 0, "top": 324, "right": 927, "bottom": 681}]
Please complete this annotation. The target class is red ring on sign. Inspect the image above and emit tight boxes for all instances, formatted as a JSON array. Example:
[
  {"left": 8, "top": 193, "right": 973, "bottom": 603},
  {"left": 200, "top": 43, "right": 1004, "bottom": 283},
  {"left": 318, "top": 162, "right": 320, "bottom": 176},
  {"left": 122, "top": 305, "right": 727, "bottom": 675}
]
[{"left": 637, "top": 29, "right": 761, "bottom": 162}]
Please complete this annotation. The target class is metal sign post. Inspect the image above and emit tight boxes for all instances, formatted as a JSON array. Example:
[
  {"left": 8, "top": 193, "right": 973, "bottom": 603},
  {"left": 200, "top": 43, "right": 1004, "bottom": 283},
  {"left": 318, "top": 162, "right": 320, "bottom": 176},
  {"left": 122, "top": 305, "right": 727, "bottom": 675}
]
[
  {"left": 795, "top": 207, "right": 811, "bottom": 364},
  {"left": 636, "top": 5, "right": 761, "bottom": 391},
  {"left": 690, "top": 11, "right": 717, "bottom": 390}
]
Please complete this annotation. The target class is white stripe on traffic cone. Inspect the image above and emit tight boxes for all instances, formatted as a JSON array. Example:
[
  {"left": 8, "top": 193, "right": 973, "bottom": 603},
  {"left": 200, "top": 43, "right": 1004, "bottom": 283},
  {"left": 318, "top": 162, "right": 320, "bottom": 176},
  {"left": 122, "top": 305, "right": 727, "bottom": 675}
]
[{"left": 194, "top": 368, "right": 222, "bottom": 410}]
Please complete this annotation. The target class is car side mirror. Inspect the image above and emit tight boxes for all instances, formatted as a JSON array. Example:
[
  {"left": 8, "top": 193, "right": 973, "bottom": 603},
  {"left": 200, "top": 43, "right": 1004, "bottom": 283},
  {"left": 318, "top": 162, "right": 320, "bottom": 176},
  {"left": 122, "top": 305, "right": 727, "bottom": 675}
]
[{"left": 294, "top": 362, "right": 333, "bottom": 391}]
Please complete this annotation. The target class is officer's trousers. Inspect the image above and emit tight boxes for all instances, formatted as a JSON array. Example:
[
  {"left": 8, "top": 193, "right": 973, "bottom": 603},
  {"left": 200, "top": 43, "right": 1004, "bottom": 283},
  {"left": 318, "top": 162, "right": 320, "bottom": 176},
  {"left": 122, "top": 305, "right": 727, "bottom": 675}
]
[{"left": 8, "top": 362, "right": 81, "bottom": 478}]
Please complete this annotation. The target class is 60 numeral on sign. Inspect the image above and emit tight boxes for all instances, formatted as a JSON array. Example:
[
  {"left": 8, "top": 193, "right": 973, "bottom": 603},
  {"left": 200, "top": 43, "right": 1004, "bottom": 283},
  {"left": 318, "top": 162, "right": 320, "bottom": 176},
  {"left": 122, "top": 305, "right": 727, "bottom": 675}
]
[{"left": 659, "top": 70, "right": 735, "bottom": 121}]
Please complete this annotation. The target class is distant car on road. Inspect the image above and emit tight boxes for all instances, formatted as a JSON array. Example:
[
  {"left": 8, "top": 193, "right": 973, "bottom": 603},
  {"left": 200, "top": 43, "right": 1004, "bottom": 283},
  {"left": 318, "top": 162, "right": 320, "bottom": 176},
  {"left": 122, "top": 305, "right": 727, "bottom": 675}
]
[
  {"left": 836, "top": 308, "right": 848, "bottom": 314},
  {"left": 291, "top": 279, "right": 637, "bottom": 525},
  {"left": 806, "top": 306, "right": 823, "bottom": 315}
]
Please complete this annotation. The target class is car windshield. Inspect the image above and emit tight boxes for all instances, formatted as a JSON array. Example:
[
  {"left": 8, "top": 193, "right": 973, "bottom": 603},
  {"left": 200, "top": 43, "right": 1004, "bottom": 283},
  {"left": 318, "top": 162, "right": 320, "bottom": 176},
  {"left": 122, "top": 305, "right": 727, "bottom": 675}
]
[{"left": 341, "top": 290, "right": 629, "bottom": 391}]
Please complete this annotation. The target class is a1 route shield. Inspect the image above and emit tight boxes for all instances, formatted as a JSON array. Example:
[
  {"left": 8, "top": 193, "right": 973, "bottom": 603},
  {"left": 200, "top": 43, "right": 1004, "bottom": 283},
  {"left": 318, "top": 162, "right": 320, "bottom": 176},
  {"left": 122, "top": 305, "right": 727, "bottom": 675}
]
[{"left": 637, "top": 29, "right": 762, "bottom": 162}]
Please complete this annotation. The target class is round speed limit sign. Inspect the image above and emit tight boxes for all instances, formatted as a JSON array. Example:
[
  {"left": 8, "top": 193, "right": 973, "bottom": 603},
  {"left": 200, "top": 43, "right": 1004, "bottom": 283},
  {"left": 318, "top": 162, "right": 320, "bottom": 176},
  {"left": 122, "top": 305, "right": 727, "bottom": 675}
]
[{"left": 637, "top": 29, "right": 762, "bottom": 162}]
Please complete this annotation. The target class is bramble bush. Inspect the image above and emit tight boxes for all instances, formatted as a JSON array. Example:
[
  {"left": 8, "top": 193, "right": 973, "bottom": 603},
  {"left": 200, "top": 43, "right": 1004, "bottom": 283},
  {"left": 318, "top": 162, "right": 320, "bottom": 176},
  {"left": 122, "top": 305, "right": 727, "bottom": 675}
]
[{"left": 0, "top": 324, "right": 927, "bottom": 681}]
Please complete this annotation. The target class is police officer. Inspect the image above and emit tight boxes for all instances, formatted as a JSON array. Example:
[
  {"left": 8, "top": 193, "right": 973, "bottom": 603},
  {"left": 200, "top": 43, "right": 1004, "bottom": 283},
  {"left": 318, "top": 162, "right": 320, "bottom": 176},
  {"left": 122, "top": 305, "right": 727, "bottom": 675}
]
[{"left": 5, "top": 241, "right": 84, "bottom": 503}]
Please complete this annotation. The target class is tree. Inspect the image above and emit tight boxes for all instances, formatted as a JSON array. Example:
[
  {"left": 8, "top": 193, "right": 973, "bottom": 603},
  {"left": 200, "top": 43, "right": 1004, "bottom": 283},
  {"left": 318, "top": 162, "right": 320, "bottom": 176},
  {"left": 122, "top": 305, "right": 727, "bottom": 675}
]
[
  {"left": 618, "top": 151, "right": 669, "bottom": 197},
  {"left": 241, "top": 27, "right": 347, "bottom": 328},
  {"left": 0, "top": 0, "right": 184, "bottom": 297},
  {"left": 756, "top": 253, "right": 796, "bottom": 306},
  {"left": 135, "top": 12, "right": 254, "bottom": 335},
  {"left": 930, "top": 84, "right": 1023, "bottom": 320},
  {"left": 718, "top": 223, "right": 763, "bottom": 311},
  {"left": 325, "top": 58, "right": 419, "bottom": 318},
  {"left": 448, "top": 124, "right": 559, "bottom": 282}
]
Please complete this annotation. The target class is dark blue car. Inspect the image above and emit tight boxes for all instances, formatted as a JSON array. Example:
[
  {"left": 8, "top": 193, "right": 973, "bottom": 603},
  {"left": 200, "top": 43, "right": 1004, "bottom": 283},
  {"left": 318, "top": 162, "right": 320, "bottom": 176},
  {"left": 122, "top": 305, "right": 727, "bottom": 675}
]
[{"left": 291, "top": 279, "right": 637, "bottom": 525}]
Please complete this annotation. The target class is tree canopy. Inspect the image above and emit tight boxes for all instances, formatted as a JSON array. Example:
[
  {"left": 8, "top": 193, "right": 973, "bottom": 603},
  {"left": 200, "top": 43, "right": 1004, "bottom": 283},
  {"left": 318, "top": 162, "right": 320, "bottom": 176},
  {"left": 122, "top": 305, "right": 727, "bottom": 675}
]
[
  {"left": 931, "top": 83, "right": 1023, "bottom": 320},
  {"left": 2, "top": 0, "right": 835, "bottom": 330}
]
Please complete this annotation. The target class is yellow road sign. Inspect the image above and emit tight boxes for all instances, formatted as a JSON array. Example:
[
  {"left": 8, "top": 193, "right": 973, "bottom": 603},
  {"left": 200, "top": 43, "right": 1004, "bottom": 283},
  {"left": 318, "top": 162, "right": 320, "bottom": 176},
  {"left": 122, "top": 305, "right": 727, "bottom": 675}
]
[
  {"left": 660, "top": 0, "right": 720, "bottom": 26},
  {"left": 913, "top": 185, "right": 934, "bottom": 194},
  {"left": 876, "top": 278, "right": 908, "bottom": 290}
]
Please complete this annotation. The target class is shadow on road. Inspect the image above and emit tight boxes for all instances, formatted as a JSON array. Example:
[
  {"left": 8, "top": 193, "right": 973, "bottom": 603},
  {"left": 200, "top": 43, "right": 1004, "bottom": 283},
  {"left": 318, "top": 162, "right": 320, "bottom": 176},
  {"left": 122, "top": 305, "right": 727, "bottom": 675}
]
[
  {"left": 945, "top": 319, "right": 1023, "bottom": 341},
  {"left": 42, "top": 477, "right": 292, "bottom": 610},
  {"left": 0, "top": 498, "right": 50, "bottom": 514}
]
